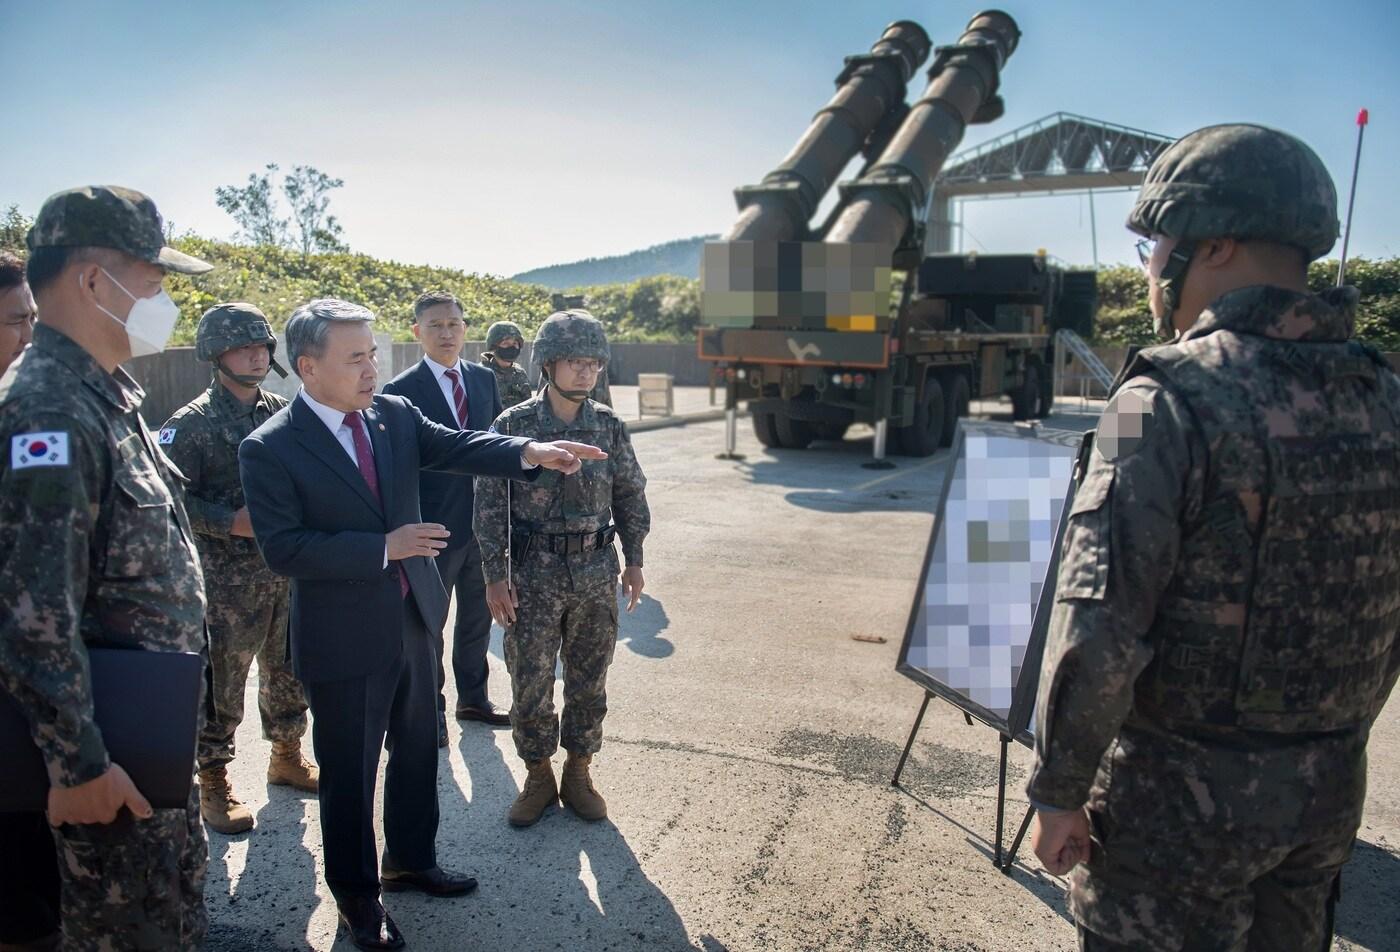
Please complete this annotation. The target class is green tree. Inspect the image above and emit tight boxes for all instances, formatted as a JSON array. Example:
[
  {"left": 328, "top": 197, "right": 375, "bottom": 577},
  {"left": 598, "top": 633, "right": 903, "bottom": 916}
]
[
  {"left": 282, "top": 165, "right": 347, "bottom": 255},
  {"left": 1, "top": 204, "right": 31, "bottom": 258},
  {"left": 215, "top": 164, "right": 289, "bottom": 247}
]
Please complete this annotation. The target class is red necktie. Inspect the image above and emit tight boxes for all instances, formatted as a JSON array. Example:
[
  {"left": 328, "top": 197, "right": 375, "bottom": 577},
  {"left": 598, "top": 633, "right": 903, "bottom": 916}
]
[
  {"left": 444, "top": 367, "right": 469, "bottom": 428},
  {"left": 344, "top": 412, "right": 410, "bottom": 598}
]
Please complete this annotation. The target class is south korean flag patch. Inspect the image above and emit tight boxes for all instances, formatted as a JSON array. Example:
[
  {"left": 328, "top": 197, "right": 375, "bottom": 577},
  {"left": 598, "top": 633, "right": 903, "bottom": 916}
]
[
  {"left": 11, "top": 432, "right": 70, "bottom": 469},
  {"left": 159, "top": 427, "right": 177, "bottom": 445}
]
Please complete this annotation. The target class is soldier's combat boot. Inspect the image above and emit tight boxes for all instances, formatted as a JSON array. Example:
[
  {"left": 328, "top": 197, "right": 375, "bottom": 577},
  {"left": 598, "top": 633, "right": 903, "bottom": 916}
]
[
  {"left": 268, "top": 739, "right": 320, "bottom": 793},
  {"left": 507, "top": 759, "right": 558, "bottom": 828},
  {"left": 199, "top": 766, "right": 254, "bottom": 835},
  {"left": 560, "top": 753, "right": 607, "bottom": 821}
]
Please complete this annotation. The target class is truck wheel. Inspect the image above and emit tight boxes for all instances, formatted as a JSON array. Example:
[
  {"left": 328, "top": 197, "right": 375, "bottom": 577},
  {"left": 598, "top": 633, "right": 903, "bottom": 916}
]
[
  {"left": 1011, "top": 362, "right": 1041, "bottom": 421},
  {"left": 897, "top": 376, "right": 945, "bottom": 457},
  {"left": 775, "top": 414, "right": 814, "bottom": 450},
  {"left": 814, "top": 422, "right": 850, "bottom": 442},
  {"left": 941, "top": 374, "right": 970, "bottom": 447},
  {"left": 752, "top": 411, "right": 782, "bottom": 448}
]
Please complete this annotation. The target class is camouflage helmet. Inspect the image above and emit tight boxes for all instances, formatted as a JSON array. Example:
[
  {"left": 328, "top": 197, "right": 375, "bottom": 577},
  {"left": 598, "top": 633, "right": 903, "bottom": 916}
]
[
  {"left": 27, "top": 185, "right": 213, "bottom": 274},
  {"left": 486, "top": 320, "right": 525, "bottom": 351},
  {"left": 1127, "top": 124, "right": 1339, "bottom": 261},
  {"left": 196, "top": 303, "right": 287, "bottom": 377},
  {"left": 532, "top": 309, "right": 610, "bottom": 367}
]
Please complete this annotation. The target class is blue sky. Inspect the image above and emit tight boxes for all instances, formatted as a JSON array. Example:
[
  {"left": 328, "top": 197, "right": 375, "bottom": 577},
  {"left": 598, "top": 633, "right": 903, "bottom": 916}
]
[{"left": 4, "top": 0, "right": 1397, "bottom": 277}]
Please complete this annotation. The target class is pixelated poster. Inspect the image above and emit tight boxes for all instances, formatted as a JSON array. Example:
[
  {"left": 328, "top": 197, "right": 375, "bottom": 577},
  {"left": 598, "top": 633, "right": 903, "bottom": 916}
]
[{"left": 897, "top": 421, "right": 1084, "bottom": 746}]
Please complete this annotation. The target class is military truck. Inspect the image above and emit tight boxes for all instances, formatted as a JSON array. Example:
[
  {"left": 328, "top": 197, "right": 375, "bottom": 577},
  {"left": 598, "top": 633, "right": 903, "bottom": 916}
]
[{"left": 698, "top": 10, "right": 1096, "bottom": 459}]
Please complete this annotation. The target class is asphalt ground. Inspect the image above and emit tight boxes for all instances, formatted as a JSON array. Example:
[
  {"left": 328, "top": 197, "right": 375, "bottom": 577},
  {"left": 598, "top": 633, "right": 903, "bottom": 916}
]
[{"left": 208, "top": 401, "right": 1400, "bottom": 951}]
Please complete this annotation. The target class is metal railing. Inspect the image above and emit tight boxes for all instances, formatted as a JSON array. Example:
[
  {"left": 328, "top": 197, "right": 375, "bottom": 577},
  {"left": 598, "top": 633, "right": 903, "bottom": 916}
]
[{"left": 1052, "top": 328, "right": 1115, "bottom": 403}]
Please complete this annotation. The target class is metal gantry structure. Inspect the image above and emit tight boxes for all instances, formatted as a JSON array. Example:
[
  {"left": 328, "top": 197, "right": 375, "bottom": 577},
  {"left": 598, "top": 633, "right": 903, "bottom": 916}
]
[{"left": 926, "top": 112, "right": 1175, "bottom": 254}]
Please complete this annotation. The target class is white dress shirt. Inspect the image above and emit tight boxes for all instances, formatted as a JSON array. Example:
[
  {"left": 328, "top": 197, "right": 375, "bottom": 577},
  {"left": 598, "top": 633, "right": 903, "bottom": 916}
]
[
  {"left": 298, "top": 388, "right": 366, "bottom": 464},
  {"left": 297, "top": 388, "right": 537, "bottom": 574},
  {"left": 423, "top": 354, "right": 468, "bottom": 427},
  {"left": 297, "top": 389, "right": 389, "bottom": 567}
]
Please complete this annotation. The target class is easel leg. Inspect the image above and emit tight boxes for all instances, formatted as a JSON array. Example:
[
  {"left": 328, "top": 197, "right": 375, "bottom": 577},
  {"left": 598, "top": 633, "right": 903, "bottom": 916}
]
[
  {"left": 891, "top": 692, "right": 933, "bottom": 787},
  {"left": 994, "top": 734, "right": 1009, "bottom": 867},
  {"left": 1000, "top": 805, "right": 1036, "bottom": 875}
]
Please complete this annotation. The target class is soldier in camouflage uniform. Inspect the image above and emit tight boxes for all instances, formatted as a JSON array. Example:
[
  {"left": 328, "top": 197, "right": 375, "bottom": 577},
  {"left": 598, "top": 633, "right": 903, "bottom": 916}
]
[
  {"left": 475, "top": 310, "right": 650, "bottom": 827},
  {"left": 1028, "top": 125, "right": 1400, "bottom": 950},
  {"left": 481, "top": 320, "right": 534, "bottom": 408},
  {"left": 0, "top": 186, "right": 212, "bottom": 949},
  {"left": 161, "top": 303, "right": 318, "bottom": 836}
]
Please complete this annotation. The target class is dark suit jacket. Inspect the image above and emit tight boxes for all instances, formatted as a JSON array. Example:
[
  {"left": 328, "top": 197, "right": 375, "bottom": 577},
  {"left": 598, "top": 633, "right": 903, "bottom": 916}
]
[
  {"left": 238, "top": 393, "right": 535, "bottom": 683},
  {"left": 381, "top": 357, "right": 501, "bottom": 551}
]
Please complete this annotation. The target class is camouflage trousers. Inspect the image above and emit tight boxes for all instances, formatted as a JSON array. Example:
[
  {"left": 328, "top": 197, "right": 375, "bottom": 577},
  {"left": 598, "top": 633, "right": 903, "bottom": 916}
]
[
  {"left": 198, "top": 575, "right": 306, "bottom": 770},
  {"left": 503, "top": 551, "right": 619, "bottom": 763},
  {"left": 1071, "top": 809, "right": 1351, "bottom": 951},
  {"left": 53, "top": 782, "right": 207, "bottom": 950}
]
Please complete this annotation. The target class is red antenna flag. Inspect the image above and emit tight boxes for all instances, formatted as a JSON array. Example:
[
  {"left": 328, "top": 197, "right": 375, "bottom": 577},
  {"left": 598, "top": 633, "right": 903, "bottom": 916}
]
[{"left": 1358, "top": 108, "right": 1370, "bottom": 126}]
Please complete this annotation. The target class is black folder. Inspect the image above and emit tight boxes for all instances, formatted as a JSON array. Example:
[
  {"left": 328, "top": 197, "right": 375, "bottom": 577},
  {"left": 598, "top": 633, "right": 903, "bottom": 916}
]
[{"left": 0, "top": 648, "right": 203, "bottom": 812}]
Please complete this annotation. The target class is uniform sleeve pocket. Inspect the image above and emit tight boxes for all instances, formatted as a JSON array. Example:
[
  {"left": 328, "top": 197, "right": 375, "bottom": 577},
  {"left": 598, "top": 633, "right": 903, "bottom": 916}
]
[{"left": 1055, "top": 466, "right": 1113, "bottom": 602}]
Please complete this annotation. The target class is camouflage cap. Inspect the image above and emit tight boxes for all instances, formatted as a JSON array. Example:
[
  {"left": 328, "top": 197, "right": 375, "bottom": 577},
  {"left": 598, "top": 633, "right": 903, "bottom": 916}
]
[
  {"left": 1127, "top": 124, "right": 1339, "bottom": 261},
  {"left": 532, "top": 309, "right": 610, "bottom": 367},
  {"left": 196, "top": 302, "right": 277, "bottom": 358},
  {"left": 26, "top": 185, "right": 213, "bottom": 274},
  {"left": 486, "top": 320, "right": 525, "bottom": 351}
]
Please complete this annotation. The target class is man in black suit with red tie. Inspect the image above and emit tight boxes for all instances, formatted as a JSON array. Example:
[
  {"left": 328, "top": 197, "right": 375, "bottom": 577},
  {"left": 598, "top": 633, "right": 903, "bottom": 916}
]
[
  {"left": 239, "top": 298, "right": 604, "bottom": 951},
  {"left": 383, "top": 291, "right": 510, "bottom": 746}
]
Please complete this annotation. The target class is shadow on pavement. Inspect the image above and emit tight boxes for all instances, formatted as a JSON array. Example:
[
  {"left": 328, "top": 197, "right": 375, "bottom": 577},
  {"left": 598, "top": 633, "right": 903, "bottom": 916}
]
[
  {"left": 618, "top": 593, "right": 673, "bottom": 658},
  {"left": 737, "top": 435, "right": 948, "bottom": 515},
  {"left": 1336, "top": 837, "right": 1400, "bottom": 949},
  {"left": 431, "top": 729, "right": 690, "bottom": 951},
  {"left": 205, "top": 788, "right": 320, "bottom": 951}
]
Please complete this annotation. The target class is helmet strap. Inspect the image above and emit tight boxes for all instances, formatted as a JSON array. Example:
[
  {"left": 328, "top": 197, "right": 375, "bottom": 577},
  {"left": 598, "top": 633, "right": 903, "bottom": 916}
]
[
  {"left": 1152, "top": 239, "right": 1196, "bottom": 341},
  {"left": 541, "top": 364, "right": 591, "bottom": 403},
  {"left": 215, "top": 358, "right": 270, "bottom": 389}
]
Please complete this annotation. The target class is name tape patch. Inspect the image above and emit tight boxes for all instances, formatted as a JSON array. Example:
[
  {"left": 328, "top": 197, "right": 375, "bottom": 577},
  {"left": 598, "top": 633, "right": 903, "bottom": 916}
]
[{"left": 11, "top": 432, "right": 70, "bottom": 469}]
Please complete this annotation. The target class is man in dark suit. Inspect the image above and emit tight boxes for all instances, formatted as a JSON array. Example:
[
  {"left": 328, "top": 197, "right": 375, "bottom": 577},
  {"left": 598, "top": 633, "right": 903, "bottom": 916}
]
[
  {"left": 383, "top": 291, "right": 510, "bottom": 746},
  {"left": 239, "top": 298, "right": 603, "bottom": 951}
]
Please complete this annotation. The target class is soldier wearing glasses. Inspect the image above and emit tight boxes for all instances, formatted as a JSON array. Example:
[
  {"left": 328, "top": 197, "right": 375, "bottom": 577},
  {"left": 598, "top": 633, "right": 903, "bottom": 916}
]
[{"left": 474, "top": 310, "right": 650, "bottom": 829}]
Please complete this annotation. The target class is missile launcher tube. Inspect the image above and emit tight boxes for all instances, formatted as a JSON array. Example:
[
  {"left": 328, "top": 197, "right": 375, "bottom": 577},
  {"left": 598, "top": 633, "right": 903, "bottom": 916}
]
[
  {"left": 824, "top": 10, "right": 1021, "bottom": 248},
  {"left": 723, "top": 20, "right": 932, "bottom": 243}
]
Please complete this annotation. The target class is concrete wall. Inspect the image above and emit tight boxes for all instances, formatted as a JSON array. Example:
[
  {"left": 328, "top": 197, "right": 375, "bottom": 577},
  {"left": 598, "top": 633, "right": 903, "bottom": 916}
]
[{"left": 124, "top": 341, "right": 1400, "bottom": 426}]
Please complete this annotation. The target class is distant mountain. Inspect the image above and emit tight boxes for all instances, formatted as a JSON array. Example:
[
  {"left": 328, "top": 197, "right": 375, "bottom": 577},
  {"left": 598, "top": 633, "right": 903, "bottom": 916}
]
[{"left": 511, "top": 235, "right": 715, "bottom": 289}]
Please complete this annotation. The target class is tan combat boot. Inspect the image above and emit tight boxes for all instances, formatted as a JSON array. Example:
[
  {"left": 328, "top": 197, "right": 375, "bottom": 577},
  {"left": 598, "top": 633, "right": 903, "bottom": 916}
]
[
  {"left": 267, "top": 739, "right": 320, "bottom": 792},
  {"left": 199, "top": 766, "right": 254, "bottom": 834},
  {"left": 559, "top": 753, "right": 607, "bottom": 821},
  {"left": 508, "top": 759, "right": 558, "bottom": 828}
]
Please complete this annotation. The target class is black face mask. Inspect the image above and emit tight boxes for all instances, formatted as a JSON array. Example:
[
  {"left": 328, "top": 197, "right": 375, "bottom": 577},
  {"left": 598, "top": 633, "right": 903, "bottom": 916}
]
[{"left": 495, "top": 345, "right": 521, "bottom": 361}]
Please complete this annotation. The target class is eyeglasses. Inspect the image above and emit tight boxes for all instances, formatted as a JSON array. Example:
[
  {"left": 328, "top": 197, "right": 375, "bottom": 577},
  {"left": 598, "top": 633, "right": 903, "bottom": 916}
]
[
  {"left": 1135, "top": 238, "right": 1155, "bottom": 270},
  {"left": 563, "top": 358, "right": 604, "bottom": 374}
]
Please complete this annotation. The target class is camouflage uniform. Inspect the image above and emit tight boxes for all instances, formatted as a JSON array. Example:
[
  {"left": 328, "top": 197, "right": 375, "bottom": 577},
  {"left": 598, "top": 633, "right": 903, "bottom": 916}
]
[
  {"left": 482, "top": 352, "right": 534, "bottom": 408},
  {"left": 474, "top": 313, "right": 649, "bottom": 763},
  {"left": 161, "top": 311, "right": 305, "bottom": 774},
  {"left": 0, "top": 183, "right": 214, "bottom": 951},
  {"left": 1029, "top": 127, "right": 1400, "bottom": 950},
  {"left": 482, "top": 320, "right": 534, "bottom": 408}
]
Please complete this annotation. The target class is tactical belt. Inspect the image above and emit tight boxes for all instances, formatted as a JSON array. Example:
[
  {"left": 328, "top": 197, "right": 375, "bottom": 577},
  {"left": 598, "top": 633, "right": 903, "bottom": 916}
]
[{"left": 511, "top": 525, "right": 616, "bottom": 559}]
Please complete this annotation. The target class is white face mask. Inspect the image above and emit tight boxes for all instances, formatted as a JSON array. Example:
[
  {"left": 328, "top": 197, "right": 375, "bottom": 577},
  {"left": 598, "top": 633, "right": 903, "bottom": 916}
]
[{"left": 87, "top": 267, "right": 180, "bottom": 357}]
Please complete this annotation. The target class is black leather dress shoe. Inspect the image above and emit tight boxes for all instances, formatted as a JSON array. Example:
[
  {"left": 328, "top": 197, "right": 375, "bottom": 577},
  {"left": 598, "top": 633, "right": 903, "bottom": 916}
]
[
  {"left": 438, "top": 710, "right": 449, "bottom": 748},
  {"left": 336, "top": 895, "right": 404, "bottom": 951},
  {"left": 455, "top": 703, "right": 511, "bottom": 727},
  {"left": 381, "top": 865, "right": 479, "bottom": 897}
]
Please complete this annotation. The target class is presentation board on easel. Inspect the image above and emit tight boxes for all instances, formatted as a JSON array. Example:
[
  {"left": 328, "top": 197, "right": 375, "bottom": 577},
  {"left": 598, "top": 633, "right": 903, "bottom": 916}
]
[{"left": 892, "top": 419, "right": 1087, "bottom": 871}]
